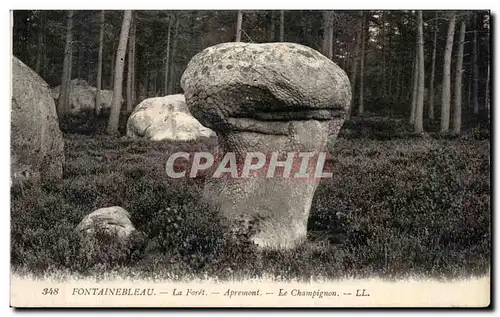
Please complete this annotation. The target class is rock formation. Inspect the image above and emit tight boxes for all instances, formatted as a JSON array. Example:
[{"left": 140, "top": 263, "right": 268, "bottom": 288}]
[
  {"left": 75, "top": 206, "right": 136, "bottom": 241},
  {"left": 11, "top": 56, "right": 65, "bottom": 183},
  {"left": 51, "top": 79, "right": 119, "bottom": 115},
  {"left": 181, "top": 42, "right": 351, "bottom": 250},
  {"left": 126, "top": 94, "right": 215, "bottom": 141}
]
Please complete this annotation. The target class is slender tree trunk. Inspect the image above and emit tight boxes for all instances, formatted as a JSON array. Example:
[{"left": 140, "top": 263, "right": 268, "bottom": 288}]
[
  {"left": 126, "top": 12, "right": 136, "bottom": 113},
  {"left": 169, "top": 15, "right": 180, "bottom": 94},
  {"left": 235, "top": 10, "right": 243, "bottom": 42},
  {"left": 35, "top": 11, "right": 45, "bottom": 74},
  {"left": 164, "top": 19, "right": 172, "bottom": 95},
  {"left": 95, "top": 10, "right": 105, "bottom": 116},
  {"left": 358, "top": 13, "right": 366, "bottom": 116},
  {"left": 268, "top": 11, "right": 275, "bottom": 41},
  {"left": 472, "top": 17, "right": 479, "bottom": 114},
  {"left": 131, "top": 19, "right": 136, "bottom": 106},
  {"left": 452, "top": 21, "right": 466, "bottom": 134},
  {"left": 110, "top": 50, "right": 115, "bottom": 90},
  {"left": 322, "top": 11, "right": 334, "bottom": 59},
  {"left": 428, "top": 11, "right": 438, "bottom": 120},
  {"left": 381, "top": 11, "right": 386, "bottom": 98},
  {"left": 144, "top": 69, "right": 149, "bottom": 98},
  {"left": 76, "top": 40, "right": 83, "bottom": 79},
  {"left": 414, "top": 10, "right": 425, "bottom": 133},
  {"left": 440, "top": 12, "right": 456, "bottom": 133},
  {"left": 57, "top": 10, "right": 74, "bottom": 118},
  {"left": 279, "top": 10, "right": 285, "bottom": 41},
  {"left": 410, "top": 48, "right": 418, "bottom": 124},
  {"left": 348, "top": 11, "right": 363, "bottom": 119},
  {"left": 106, "top": 10, "right": 132, "bottom": 135},
  {"left": 485, "top": 64, "right": 490, "bottom": 120}
]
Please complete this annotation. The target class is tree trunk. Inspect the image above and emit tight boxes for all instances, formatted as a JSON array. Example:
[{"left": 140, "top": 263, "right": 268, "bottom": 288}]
[
  {"left": 35, "top": 11, "right": 45, "bottom": 75},
  {"left": 268, "top": 11, "right": 275, "bottom": 41},
  {"left": 131, "top": 19, "right": 137, "bottom": 106},
  {"left": 348, "top": 11, "right": 363, "bottom": 119},
  {"left": 106, "top": 10, "right": 132, "bottom": 135},
  {"left": 472, "top": 17, "right": 479, "bottom": 114},
  {"left": 169, "top": 15, "right": 180, "bottom": 94},
  {"left": 279, "top": 10, "right": 285, "bottom": 41},
  {"left": 57, "top": 10, "right": 74, "bottom": 118},
  {"left": 76, "top": 39, "right": 83, "bottom": 79},
  {"left": 452, "top": 21, "right": 466, "bottom": 134},
  {"left": 322, "top": 11, "right": 334, "bottom": 59},
  {"left": 126, "top": 12, "right": 136, "bottom": 113},
  {"left": 110, "top": 50, "right": 115, "bottom": 90},
  {"left": 95, "top": 10, "right": 105, "bottom": 116},
  {"left": 410, "top": 48, "right": 418, "bottom": 124},
  {"left": 414, "top": 10, "right": 425, "bottom": 133},
  {"left": 358, "top": 13, "right": 366, "bottom": 116},
  {"left": 428, "top": 11, "right": 438, "bottom": 121},
  {"left": 485, "top": 64, "right": 490, "bottom": 120},
  {"left": 164, "top": 18, "right": 172, "bottom": 95},
  {"left": 440, "top": 12, "right": 456, "bottom": 133},
  {"left": 381, "top": 11, "right": 386, "bottom": 98},
  {"left": 235, "top": 10, "right": 243, "bottom": 42}
]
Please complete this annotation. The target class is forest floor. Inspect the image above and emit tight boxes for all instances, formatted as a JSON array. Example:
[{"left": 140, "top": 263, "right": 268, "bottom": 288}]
[{"left": 10, "top": 117, "right": 491, "bottom": 282}]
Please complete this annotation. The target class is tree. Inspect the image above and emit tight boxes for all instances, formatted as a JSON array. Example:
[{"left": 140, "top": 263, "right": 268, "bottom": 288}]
[
  {"left": 268, "top": 11, "right": 275, "bottom": 41},
  {"left": 428, "top": 11, "right": 438, "bottom": 121},
  {"left": 236, "top": 10, "right": 243, "bottom": 42},
  {"left": 472, "top": 14, "right": 479, "bottom": 114},
  {"left": 168, "top": 14, "right": 180, "bottom": 94},
  {"left": 414, "top": 10, "right": 425, "bottom": 133},
  {"left": 35, "top": 11, "right": 45, "bottom": 75},
  {"left": 126, "top": 12, "right": 136, "bottom": 113},
  {"left": 410, "top": 48, "right": 418, "bottom": 125},
  {"left": 106, "top": 10, "right": 133, "bottom": 135},
  {"left": 95, "top": 10, "right": 105, "bottom": 116},
  {"left": 358, "top": 12, "right": 366, "bottom": 116},
  {"left": 440, "top": 11, "right": 456, "bottom": 133},
  {"left": 348, "top": 11, "right": 363, "bottom": 119},
  {"left": 322, "top": 11, "right": 334, "bottom": 59},
  {"left": 57, "top": 10, "right": 74, "bottom": 118},
  {"left": 164, "top": 16, "right": 172, "bottom": 95},
  {"left": 452, "top": 21, "right": 466, "bottom": 134},
  {"left": 279, "top": 10, "right": 284, "bottom": 41}
]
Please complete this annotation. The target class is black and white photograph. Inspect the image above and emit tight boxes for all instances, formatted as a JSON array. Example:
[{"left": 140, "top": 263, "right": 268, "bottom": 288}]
[{"left": 7, "top": 7, "right": 491, "bottom": 308}]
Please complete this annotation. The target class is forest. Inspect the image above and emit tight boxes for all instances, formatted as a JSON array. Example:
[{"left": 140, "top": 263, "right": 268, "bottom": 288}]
[{"left": 10, "top": 10, "right": 491, "bottom": 281}]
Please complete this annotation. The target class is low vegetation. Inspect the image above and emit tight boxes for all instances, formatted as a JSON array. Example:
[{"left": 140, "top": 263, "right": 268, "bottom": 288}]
[{"left": 11, "top": 117, "right": 491, "bottom": 281}]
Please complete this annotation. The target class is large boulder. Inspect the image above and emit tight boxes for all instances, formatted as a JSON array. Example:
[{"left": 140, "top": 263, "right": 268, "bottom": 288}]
[
  {"left": 51, "top": 79, "right": 119, "bottom": 115},
  {"left": 75, "top": 206, "right": 136, "bottom": 241},
  {"left": 181, "top": 42, "right": 351, "bottom": 250},
  {"left": 11, "top": 56, "right": 65, "bottom": 183},
  {"left": 126, "top": 94, "right": 215, "bottom": 141}
]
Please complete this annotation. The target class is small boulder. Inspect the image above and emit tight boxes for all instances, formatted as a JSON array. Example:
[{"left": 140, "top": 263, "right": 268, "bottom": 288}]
[
  {"left": 75, "top": 206, "right": 136, "bottom": 241},
  {"left": 11, "top": 56, "right": 65, "bottom": 183},
  {"left": 126, "top": 94, "right": 215, "bottom": 141}
]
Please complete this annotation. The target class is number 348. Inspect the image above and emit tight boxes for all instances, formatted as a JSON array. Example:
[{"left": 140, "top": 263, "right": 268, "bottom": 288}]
[{"left": 42, "top": 288, "right": 59, "bottom": 295}]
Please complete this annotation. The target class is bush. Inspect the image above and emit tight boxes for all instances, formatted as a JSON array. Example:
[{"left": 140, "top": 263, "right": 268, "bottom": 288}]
[{"left": 10, "top": 134, "right": 490, "bottom": 280}]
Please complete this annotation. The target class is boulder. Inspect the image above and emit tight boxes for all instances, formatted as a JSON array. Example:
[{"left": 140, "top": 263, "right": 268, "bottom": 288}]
[
  {"left": 181, "top": 42, "right": 351, "bottom": 250},
  {"left": 75, "top": 206, "right": 136, "bottom": 241},
  {"left": 51, "top": 79, "right": 119, "bottom": 115},
  {"left": 11, "top": 56, "right": 65, "bottom": 183},
  {"left": 126, "top": 94, "right": 215, "bottom": 141}
]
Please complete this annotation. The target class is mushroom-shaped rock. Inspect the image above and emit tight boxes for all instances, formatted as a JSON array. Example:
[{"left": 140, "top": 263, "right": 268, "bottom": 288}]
[
  {"left": 75, "top": 206, "right": 136, "bottom": 241},
  {"left": 126, "top": 94, "right": 215, "bottom": 141},
  {"left": 181, "top": 42, "right": 351, "bottom": 250},
  {"left": 11, "top": 56, "right": 65, "bottom": 183}
]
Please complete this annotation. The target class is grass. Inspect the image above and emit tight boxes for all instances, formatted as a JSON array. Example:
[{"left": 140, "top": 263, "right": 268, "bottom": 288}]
[{"left": 10, "top": 116, "right": 491, "bottom": 282}]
